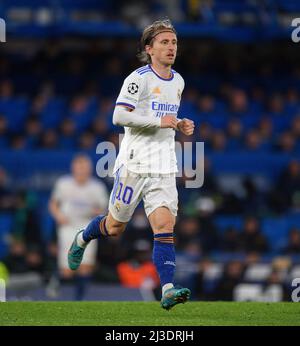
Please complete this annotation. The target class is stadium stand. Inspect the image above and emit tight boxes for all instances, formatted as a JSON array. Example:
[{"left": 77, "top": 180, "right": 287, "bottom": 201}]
[{"left": 0, "top": 0, "right": 299, "bottom": 301}]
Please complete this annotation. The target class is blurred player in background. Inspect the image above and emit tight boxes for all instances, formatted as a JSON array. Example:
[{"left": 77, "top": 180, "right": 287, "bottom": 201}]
[
  {"left": 68, "top": 19, "right": 194, "bottom": 309},
  {"left": 49, "top": 154, "right": 108, "bottom": 300}
]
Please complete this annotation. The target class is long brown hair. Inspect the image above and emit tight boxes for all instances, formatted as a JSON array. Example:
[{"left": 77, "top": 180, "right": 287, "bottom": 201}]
[{"left": 137, "top": 19, "right": 177, "bottom": 65}]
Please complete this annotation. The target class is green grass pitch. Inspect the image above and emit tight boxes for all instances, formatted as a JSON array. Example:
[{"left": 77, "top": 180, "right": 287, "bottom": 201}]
[{"left": 0, "top": 302, "right": 299, "bottom": 326}]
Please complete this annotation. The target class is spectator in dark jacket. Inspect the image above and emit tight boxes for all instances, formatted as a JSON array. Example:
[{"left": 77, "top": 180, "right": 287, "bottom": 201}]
[{"left": 238, "top": 216, "right": 269, "bottom": 254}]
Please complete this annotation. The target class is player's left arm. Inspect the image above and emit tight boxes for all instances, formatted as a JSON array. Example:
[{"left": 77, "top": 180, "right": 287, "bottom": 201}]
[{"left": 175, "top": 76, "right": 194, "bottom": 136}]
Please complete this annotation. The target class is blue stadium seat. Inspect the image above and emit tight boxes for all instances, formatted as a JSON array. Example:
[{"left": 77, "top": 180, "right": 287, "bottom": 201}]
[
  {"left": 214, "top": 215, "right": 243, "bottom": 233},
  {"left": 0, "top": 97, "right": 29, "bottom": 132},
  {"left": 262, "top": 217, "right": 291, "bottom": 253},
  {"left": 240, "top": 113, "right": 261, "bottom": 130},
  {"left": 277, "top": 0, "right": 300, "bottom": 12},
  {"left": 41, "top": 98, "right": 66, "bottom": 129},
  {"left": 199, "top": 113, "right": 228, "bottom": 129}
]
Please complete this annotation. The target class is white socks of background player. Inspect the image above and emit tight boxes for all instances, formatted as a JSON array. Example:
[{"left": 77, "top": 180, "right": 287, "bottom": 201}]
[{"left": 77, "top": 231, "right": 88, "bottom": 248}]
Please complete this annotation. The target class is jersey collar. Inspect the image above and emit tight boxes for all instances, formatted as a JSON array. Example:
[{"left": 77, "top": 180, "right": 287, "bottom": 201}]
[{"left": 149, "top": 64, "right": 174, "bottom": 81}]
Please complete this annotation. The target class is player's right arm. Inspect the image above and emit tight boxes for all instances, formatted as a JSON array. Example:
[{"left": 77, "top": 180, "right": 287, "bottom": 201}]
[
  {"left": 49, "top": 198, "right": 69, "bottom": 226},
  {"left": 48, "top": 179, "right": 69, "bottom": 226},
  {"left": 113, "top": 106, "right": 178, "bottom": 129},
  {"left": 112, "top": 71, "right": 177, "bottom": 130},
  {"left": 113, "top": 105, "right": 161, "bottom": 128}
]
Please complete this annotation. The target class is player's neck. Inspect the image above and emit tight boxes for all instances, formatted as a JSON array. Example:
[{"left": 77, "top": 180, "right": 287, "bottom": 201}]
[
  {"left": 150, "top": 63, "right": 172, "bottom": 79},
  {"left": 75, "top": 177, "right": 88, "bottom": 185}
]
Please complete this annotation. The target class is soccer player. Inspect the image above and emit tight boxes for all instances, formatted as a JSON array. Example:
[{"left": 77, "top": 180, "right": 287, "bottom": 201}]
[
  {"left": 49, "top": 154, "right": 108, "bottom": 300},
  {"left": 68, "top": 19, "right": 195, "bottom": 309}
]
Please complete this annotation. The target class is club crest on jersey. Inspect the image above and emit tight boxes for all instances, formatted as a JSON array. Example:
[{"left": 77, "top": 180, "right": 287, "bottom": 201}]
[
  {"left": 152, "top": 86, "right": 161, "bottom": 95},
  {"left": 115, "top": 202, "right": 120, "bottom": 212},
  {"left": 177, "top": 89, "right": 181, "bottom": 101},
  {"left": 128, "top": 83, "right": 139, "bottom": 94}
]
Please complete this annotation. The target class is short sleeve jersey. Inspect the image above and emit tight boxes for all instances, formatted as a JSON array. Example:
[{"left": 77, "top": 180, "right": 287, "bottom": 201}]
[{"left": 51, "top": 175, "right": 109, "bottom": 227}]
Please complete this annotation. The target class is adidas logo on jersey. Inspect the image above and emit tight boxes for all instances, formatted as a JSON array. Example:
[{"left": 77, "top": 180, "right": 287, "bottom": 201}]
[{"left": 152, "top": 86, "right": 161, "bottom": 95}]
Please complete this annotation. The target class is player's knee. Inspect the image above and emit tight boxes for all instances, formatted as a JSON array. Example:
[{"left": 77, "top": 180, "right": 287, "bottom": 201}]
[
  {"left": 60, "top": 268, "right": 74, "bottom": 280},
  {"left": 78, "top": 265, "right": 94, "bottom": 276},
  {"left": 107, "top": 224, "right": 126, "bottom": 236},
  {"left": 154, "top": 219, "right": 175, "bottom": 233},
  {"left": 106, "top": 213, "right": 127, "bottom": 236}
]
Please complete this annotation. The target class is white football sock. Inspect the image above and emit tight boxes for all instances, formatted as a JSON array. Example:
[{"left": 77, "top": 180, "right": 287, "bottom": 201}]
[
  {"left": 77, "top": 231, "right": 88, "bottom": 248},
  {"left": 162, "top": 283, "right": 174, "bottom": 295}
]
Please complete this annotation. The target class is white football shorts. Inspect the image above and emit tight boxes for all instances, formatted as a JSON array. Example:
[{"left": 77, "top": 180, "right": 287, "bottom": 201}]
[
  {"left": 108, "top": 165, "right": 178, "bottom": 223},
  {"left": 57, "top": 225, "right": 97, "bottom": 270}
]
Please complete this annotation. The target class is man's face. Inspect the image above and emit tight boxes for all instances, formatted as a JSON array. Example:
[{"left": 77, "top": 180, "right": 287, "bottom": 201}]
[
  {"left": 147, "top": 31, "right": 177, "bottom": 66},
  {"left": 71, "top": 157, "right": 92, "bottom": 183}
]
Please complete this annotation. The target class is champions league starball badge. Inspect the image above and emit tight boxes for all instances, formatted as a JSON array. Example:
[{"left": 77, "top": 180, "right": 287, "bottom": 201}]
[{"left": 127, "top": 82, "right": 139, "bottom": 94}]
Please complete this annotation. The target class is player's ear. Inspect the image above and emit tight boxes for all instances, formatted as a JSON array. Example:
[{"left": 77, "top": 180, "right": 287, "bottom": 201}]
[{"left": 145, "top": 45, "right": 152, "bottom": 55}]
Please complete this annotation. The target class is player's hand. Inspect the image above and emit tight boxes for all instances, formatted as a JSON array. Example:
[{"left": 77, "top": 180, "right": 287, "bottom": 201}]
[
  {"left": 56, "top": 213, "right": 69, "bottom": 226},
  {"left": 177, "top": 118, "right": 195, "bottom": 136},
  {"left": 160, "top": 115, "right": 179, "bottom": 130}
]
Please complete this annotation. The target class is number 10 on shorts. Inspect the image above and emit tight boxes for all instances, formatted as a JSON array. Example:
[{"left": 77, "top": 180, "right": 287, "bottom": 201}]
[{"left": 115, "top": 183, "right": 133, "bottom": 205}]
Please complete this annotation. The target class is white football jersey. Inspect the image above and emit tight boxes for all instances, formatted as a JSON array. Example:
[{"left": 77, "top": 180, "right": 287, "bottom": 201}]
[
  {"left": 114, "top": 64, "right": 185, "bottom": 174},
  {"left": 51, "top": 175, "right": 108, "bottom": 228}
]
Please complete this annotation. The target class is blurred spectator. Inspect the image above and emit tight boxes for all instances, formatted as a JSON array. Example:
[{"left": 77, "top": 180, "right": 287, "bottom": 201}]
[
  {"left": 187, "top": 0, "right": 214, "bottom": 23},
  {"left": 0, "top": 80, "right": 14, "bottom": 99},
  {"left": 228, "top": 89, "right": 249, "bottom": 115},
  {"left": 5, "top": 190, "right": 44, "bottom": 274},
  {"left": 96, "top": 235, "right": 127, "bottom": 283},
  {"left": 220, "top": 227, "right": 241, "bottom": 253},
  {"left": 245, "top": 129, "right": 263, "bottom": 151},
  {"left": 282, "top": 228, "right": 300, "bottom": 255},
  {"left": 117, "top": 239, "right": 160, "bottom": 291},
  {"left": 176, "top": 215, "right": 218, "bottom": 255},
  {"left": 226, "top": 118, "right": 243, "bottom": 150},
  {"left": 10, "top": 135, "right": 27, "bottom": 150},
  {"left": 40, "top": 129, "right": 59, "bottom": 149},
  {"left": 198, "top": 95, "right": 216, "bottom": 114},
  {"left": 0, "top": 167, "right": 14, "bottom": 211},
  {"left": 251, "top": 86, "right": 265, "bottom": 108},
  {"left": 262, "top": 269, "right": 290, "bottom": 302},
  {"left": 92, "top": 116, "right": 110, "bottom": 141},
  {"left": 291, "top": 115, "right": 300, "bottom": 139},
  {"left": 238, "top": 216, "right": 269, "bottom": 254},
  {"left": 197, "top": 215, "right": 220, "bottom": 254},
  {"left": 268, "top": 93, "right": 284, "bottom": 115},
  {"left": 211, "top": 130, "right": 227, "bottom": 152},
  {"left": 214, "top": 261, "right": 245, "bottom": 301},
  {"left": 176, "top": 217, "right": 201, "bottom": 251},
  {"left": 276, "top": 131, "right": 296, "bottom": 153},
  {"left": 4, "top": 239, "right": 28, "bottom": 274},
  {"left": 198, "top": 122, "right": 213, "bottom": 143},
  {"left": 121, "top": 209, "right": 153, "bottom": 246},
  {"left": 31, "top": 83, "right": 54, "bottom": 116},
  {"left": 25, "top": 117, "right": 43, "bottom": 148},
  {"left": 258, "top": 117, "right": 273, "bottom": 143},
  {"left": 0, "top": 115, "right": 8, "bottom": 147},
  {"left": 286, "top": 89, "right": 299, "bottom": 114},
  {"left": 78, "top": 131, "right": 96, "bottom": 150},
  {"left": 10, "top": 191, "right": 41, "bottom": 247},
  {"left": 193, "top": 258, "right": 215, "bottom": 300},
  {"left": 59, "top": 118, "right": 76, "bottom": 149},
  {"left": 273, "top": 160, "right": 300, "bottom": 212},
  {"left": 241, "top": 178, "right": 265, "bottom": 213}
]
